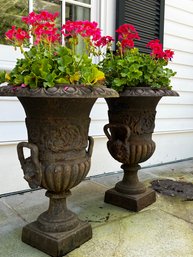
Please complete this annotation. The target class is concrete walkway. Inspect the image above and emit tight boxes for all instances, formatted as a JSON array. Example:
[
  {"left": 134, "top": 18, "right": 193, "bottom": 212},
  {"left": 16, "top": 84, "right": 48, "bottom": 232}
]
[{"left": 1, "top": 159, "right": 193, "bottom": 257}]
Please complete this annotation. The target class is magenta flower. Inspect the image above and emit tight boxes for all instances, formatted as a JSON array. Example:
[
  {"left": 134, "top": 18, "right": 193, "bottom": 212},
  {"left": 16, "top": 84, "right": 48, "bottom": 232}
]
[
  {"left": 95, "top": 36, "right": 114, "bottom": 47},
  {"left": 147, "top": 39, "right": 174, "bottom": 60},
  {"left": 22, "top": 11, "right": 59, "bottom": 25},
  {"left": 5, "top": 26, "right": 30, "bottom": 46},
  {"left": 116, "top": 23, "right": 140, "bottom": 50},
  {"left": 163, "top": 49, "right": 174, "bottom": 61},
  {"left": 5, "top": 26, "right": 16, "bottom": 40}
]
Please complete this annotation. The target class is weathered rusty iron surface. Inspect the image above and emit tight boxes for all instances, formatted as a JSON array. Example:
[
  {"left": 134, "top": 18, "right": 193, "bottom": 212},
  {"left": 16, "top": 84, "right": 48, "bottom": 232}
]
[
  {"left": 119, "top": 87, "right": 179, "bottom": 97},
  {"left": 151, "top": 179, "right": 193, "bottom": 200},
  {"left": 0, "top": 85, "right": 118, "bottom": 257},
  {"left": 19, "top": 96, "right": 95, "bottom": 257},
  {"left": 0, "top": 84, "right": 119, "bottom": 98},
  {"left": 104, "top": 87, "right": 178, "bottom": 212}
]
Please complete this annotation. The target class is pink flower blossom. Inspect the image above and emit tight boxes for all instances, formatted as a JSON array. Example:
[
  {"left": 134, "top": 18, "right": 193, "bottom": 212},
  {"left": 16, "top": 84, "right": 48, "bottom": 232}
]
[
  {"left": 121, "top": 38, "right": 134, "bottom": 49},
  {"left": 21, "top": 83, "right": 27, "bottom": 88},
  {"left": 5, "top": 26, "right": 30, "bottom": 45},
  {"left": 22, "top": 12, "right": 37, "bottom": 25},
  {"left": 22, "top": 11, "right": 59, "bottom": 25},
  {"left": 147, "top": 39, "right": 164, "bottom": 58},
  {"left": 147, "top": 39, "right": 174, "bottom": 60},
  {"left": 164, "top": 49, "right": 174, "bottom": 60},
  {"left": 116, "top": 24, "right": 140, "bottom": 50},
  {"left": 15, "top": 28, "right": 30, "bottom": 40},
  {"left": 31, "top": 21, "right": 61, "bottom": 44},
  {"left": 61, "top": 20, "right": 101, "bottom": 41},
  {"left": 146, "top": 39, "right": 160, "bottom": 48},
  {"left": 95, "top": 36, "right": 114, "bottom": 47},
  {"left": 5, "top": 26, "right": 16, "bottom": 40}
]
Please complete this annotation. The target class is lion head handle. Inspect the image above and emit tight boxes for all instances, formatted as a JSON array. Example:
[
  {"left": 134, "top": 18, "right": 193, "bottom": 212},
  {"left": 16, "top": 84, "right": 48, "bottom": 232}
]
[{"left": 17, "top": 142, "right": 42, "bottom": 189}]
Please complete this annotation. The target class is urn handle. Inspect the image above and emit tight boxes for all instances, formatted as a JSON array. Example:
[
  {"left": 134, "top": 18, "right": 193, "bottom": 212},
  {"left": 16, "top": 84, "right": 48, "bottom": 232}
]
[
  {"left": 87, "top": 136, "right": 94, "bottom": 157},
  {"left": 104, "top": 124, "right": 131, "bottom": 163},
  {"left": 104, "top": 124, "right": 112, "bottom": 140},
  {"left": 104, "top": 123, "right": 131, "bottom": 143},
  {"left": 17, "top": 142, "right": 42, "bottom": 189}
]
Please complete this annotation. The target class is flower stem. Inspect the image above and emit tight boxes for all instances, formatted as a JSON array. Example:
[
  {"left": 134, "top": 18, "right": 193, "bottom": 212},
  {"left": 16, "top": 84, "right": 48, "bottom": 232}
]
[{"left": 19, "top": 45, "right": 29, "bottom": 60}]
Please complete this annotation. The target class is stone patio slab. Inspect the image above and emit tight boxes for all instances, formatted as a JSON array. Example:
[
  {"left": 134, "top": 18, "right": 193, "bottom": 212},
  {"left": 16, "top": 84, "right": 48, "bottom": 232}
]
[{"left": 1, "top": 159, "right": 193, "bottom": 257}]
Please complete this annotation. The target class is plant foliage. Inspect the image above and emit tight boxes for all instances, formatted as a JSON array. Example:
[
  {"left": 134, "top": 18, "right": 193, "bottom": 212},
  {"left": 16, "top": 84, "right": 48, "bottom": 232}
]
[
  {"left": 0, "top": 11, "right": 113, "bottom": 88},
  {"left": 101, "top": 24, "right": 176, "bottom": 92}
]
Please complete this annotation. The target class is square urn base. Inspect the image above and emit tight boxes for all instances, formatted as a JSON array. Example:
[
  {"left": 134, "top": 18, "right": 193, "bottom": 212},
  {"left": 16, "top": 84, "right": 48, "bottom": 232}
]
[
  {"left": 22, "top": 220, "right": 92, "bottom": 257},
  {"left": 104, "top": 187, "right": 156, "bottom": 212}
]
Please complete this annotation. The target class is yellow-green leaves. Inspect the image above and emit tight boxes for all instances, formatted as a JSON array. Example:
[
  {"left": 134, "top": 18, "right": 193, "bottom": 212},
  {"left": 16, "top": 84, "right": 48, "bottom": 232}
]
[{"left": 1, "top": 43, "right": 105, "bottom": 88}]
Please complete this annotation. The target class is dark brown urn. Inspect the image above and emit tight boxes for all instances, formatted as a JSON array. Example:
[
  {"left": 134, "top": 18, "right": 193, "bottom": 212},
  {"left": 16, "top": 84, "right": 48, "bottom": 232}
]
[
  {"left": 104, "top": 87, "right": 178, "bottom": 212},
  {"left": 0, "top": 85, "right": 118, "bottom": 257}
]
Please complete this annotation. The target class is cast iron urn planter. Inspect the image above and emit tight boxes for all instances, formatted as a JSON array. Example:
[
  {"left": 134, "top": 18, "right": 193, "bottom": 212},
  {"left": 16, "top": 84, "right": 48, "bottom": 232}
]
[
  {"left": 104, "top": 87, "right": 179, "bottom": 212},
  {"left": 0, "top": 85, "right": 117, "bottom": 257}
]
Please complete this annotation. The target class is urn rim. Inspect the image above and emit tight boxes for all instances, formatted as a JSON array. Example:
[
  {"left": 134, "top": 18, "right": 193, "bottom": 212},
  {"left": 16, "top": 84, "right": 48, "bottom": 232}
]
[
  {"left": 118, "top": 87, "right": 179, "bottom": 97},
  {"left": 0, "top": 84, "right": 119, "bottom": 98}
]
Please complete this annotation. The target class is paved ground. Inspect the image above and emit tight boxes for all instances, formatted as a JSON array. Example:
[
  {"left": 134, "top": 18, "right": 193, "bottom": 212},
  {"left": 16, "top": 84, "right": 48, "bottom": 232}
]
[{"left": 1, "top": 159, "right": 193, "bottom": 257}]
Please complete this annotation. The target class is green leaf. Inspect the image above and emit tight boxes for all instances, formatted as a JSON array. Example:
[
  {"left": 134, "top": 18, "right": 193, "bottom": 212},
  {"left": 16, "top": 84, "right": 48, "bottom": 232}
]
[
  {"left": 0, "top": 71, "right": 6, "bottom": 83},
  {"left": 55, "top": 77, "right": 70, "bottom": 84},
  {"left": 43, "top": 81, "right": 55, "bottom": 88},
  {"left": 24, "top": 75, "right": 34, "bottom": 85},
  {"left": 113, "top": 78, "right": 127, "bottom": 87},
  {"left": 13, "top": 74, "right": 24, "bottom": 85}
]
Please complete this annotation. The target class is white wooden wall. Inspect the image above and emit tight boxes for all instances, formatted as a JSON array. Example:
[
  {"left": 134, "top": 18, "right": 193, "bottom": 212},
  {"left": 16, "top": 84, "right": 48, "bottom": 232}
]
[
  {"left": 151, "top": 0, "right": 193, "bottom": 164},
  {"left": 0, "top": 0, "right": 193, "bottom": 194}
]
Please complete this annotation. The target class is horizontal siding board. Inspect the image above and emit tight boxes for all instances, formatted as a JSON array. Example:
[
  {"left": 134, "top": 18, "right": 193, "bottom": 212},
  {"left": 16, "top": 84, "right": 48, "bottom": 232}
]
[
  {"left": 169, "top": 63, "right": 193, "bottom": 80},
  {"left": 0, "top": 61, "right": 16, "bottom": 71},
  {"left": 164, "top": 35, "right": 193, "bottom": 53},
  {"left": 156, "top": 104, "right": 193, "bottom": 119},
  {"left": 170, "top": 51, "right": 193, "bottom": 67},
  {"left": 160, "top": 92, "right": 193, "bottom": 105},
  {"left": 0, "top": 122, "right": 27, "bottom": 142},
  {"left": 0, "top": 100, "right": 25, "bottom": 121},
  {"left": 165, "top": 5, "right": 193, "bottom": 26},
  {"left": 155, "top": 118, "right": 193, "bottom": 132},
  {"left": 166, "top": 0, "right": 193, "bottom": 13},
  {"left": 171, "top": 78, "right": 193, "bottom": 92},
  {"left": 89, "top": 120, "right": 106, "bottom": 136},
  {"left": 164, "top": 20, "right": 193, "bottom": 41},
  {"left": 0, "top": 45, "right": 28, "bottom": 71}
]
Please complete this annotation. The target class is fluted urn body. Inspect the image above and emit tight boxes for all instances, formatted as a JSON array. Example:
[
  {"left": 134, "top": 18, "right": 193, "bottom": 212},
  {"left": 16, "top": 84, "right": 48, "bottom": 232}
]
[
  {"left": 104, "top": 87, "right": 179, "bottom": 211},
  {"left": 0, "top": 85, "right": 118, "bottom": 257}
]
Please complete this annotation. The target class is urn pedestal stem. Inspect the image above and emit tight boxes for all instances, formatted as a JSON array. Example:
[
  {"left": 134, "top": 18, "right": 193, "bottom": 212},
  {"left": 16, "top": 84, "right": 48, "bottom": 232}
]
[
  {"left": 22, "top": 191, "right": 92, "bottom": 257},
  {"left": 37, "top": 191, "right": 79, "bottom": 233},
  {"left": 115, "top": 164, "right": 146, "bottom": 194},
  {"left": 105, "top": 164, "right": 156, "bottom": 212}
]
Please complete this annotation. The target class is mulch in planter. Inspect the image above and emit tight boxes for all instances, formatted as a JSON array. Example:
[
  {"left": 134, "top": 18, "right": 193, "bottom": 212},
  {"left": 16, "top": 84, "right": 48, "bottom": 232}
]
[{"left": 151, "top": 179, "right": 193, "bottom": 200}]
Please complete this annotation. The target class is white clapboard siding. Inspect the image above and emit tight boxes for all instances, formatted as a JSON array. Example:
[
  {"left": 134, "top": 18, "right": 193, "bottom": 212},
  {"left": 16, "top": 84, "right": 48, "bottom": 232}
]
[
  {"left": 151, "top": 0, "right": 193, "bottom": 167},
  {"left": 0, "top": 45, "right": 23, "bottom": 70},
  {"left": 89, "top": 99, "right": 108, "bottom": 136},
  {"left": 0, "top": 97, "right": 27, "bottom": 142}
]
